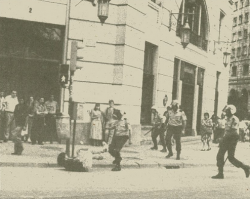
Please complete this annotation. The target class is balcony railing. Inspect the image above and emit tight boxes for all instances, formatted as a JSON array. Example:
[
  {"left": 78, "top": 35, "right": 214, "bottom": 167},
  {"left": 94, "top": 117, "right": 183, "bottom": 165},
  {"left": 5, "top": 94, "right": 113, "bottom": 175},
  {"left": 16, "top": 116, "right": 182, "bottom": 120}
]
[{"left": 190, "top": 31, "right": 208, "bottom": 51}]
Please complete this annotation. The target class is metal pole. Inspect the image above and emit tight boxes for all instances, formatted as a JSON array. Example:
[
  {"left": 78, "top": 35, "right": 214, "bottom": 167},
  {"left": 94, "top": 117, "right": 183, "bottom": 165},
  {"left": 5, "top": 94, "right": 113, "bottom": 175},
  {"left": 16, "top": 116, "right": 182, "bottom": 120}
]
[
  {"left": 72, "top": 119, "right": 77, "bottom": 157},
  {"left": 63, "top": 0, "right": 71, "bottom": 156}
]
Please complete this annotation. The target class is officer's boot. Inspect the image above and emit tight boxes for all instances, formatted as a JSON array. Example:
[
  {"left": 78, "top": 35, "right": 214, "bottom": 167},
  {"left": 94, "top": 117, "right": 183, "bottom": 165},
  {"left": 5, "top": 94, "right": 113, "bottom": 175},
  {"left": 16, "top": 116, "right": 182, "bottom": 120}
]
[
  {"left": 112, "top": 158, "right": 121, "bottom": 171},
  {"left": 166, "top": 149, "right": 173, "bottom": 158},
  {"left": 212, "top": 167, "right": 224, "bottom": 179},
  {"left": 242, "top": 165, "right": 250, "bottom": 178},
  {"left": 176, "top": 151, "right": 180, "bottom": 160},
  {"left": 11, "top": 144, "right": 18, "bottom": 155},
  {"left": 16, "top": 143, "right": 24, "bottom": 155}
]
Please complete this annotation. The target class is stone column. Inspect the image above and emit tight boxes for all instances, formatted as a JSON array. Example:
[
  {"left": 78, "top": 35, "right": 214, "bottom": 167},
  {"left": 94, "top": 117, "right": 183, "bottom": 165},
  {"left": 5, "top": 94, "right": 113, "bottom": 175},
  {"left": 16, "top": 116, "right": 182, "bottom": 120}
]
[{"left": 192, "top": 67, "right": 198, "bottom": 136}]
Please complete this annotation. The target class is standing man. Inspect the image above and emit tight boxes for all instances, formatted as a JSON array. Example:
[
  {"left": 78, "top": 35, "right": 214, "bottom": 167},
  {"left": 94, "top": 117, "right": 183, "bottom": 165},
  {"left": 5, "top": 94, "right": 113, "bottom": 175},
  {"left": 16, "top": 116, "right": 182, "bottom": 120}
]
[
  {"left": 165, "top": 100, "right": 187, "bottom": 160},
  {"left": 0, "top": 91, "right": 5, "bottom": 142},
  {"left": 45, "top": 95, "right": 59, "bottom": 144},
  {"left": 3, "top": 90, "right": 18, "bottom": 142},
  {"left": 104, "top": 100, "right": 116, "bottom": 144},
  {"left": 12, "top": 97, "right": 28, "bottom": 155},
  {"left": 26, "top": 96, "right": 35, "bottom": 142},
  {"left": 212, "top": 105, "right": 250, "bottom": 179},
  {"left": 31, "top": 97, "right": 47, "bottom": 145},
  {"left": 150, "top": 106, "right": 167, "bottom": 152}
]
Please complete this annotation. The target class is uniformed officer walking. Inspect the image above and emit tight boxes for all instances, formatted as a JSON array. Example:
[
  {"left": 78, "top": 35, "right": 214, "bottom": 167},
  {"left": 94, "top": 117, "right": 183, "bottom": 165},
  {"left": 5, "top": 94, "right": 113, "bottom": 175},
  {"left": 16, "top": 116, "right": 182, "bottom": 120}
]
[
  {"left": 212, "top": 105, "right": 250, "bottom": 179},
  {"left": 150, "top": 106, "right": 167, "bottom": 152},
  {"left": 165, "top": 100, "right": 187, "bottom": 160}
]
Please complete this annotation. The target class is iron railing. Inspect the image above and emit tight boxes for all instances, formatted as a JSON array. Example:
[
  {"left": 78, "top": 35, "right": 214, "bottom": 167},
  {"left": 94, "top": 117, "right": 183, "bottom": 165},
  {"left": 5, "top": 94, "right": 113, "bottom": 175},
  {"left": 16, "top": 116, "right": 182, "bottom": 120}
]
[{"left": 189, "top": 31, "right": 208, "bottom": 51}]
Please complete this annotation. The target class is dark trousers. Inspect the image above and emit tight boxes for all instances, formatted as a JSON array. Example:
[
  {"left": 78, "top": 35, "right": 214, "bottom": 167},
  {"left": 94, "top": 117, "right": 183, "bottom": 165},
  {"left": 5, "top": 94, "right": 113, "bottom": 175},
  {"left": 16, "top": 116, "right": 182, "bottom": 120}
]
[
  {"left": 12, "top": 126, "right": 24, "bottom": 154},
  {"left": 45, "top": 114, "right": 57, "bottom": 143},
  {"left": 0, "top": 111, "right": 5, "bottom": 140},
  {"left": 109, "top": 135, "right": 128, "bottom": 165},
  {"left": 166, "top": 125, "right": 182, "bottom": 154},
  {"left": 151, "top": 127, "right": 166, "bottom": 149},
  {"left": 31, "top": 117, "right": 45, "bottom": 144},
  {"left": 217, "top": 134, "right": 245, "bottom": 173}
]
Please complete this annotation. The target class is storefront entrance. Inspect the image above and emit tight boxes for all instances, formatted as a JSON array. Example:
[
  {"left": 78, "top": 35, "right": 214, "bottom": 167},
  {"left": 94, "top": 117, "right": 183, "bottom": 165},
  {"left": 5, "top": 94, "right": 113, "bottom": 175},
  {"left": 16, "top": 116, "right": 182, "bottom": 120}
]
[
  {"left": 0, "top": 59, "right": 60, "bottom": 102},
  {"left": 0, "top": 18, "right": 64, "bottom": 102},
  {"left": 180, "top": 62, "right": 195, "bottom": 136}
]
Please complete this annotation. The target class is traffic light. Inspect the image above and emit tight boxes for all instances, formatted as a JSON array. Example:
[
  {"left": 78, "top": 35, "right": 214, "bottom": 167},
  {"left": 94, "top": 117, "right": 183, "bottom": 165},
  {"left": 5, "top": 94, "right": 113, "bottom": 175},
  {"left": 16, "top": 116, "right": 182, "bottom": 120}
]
[
  {"left": 60, "top": 64, "right": 69, "bottom": 85},
  {"left": 70, "top": 41, "right": 83, "bottom": 72}
]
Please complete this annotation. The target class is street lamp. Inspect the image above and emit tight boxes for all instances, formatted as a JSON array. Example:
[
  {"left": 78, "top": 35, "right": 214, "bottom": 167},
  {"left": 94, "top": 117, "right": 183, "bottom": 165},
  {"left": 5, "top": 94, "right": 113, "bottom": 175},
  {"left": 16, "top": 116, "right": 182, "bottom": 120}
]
[
  {"left": 98, "top": 0, "right": 111, "bottom": 24},
  {"left": 181, "top": 19, "right": 191, "bottom": 48},
  {"left": 223, "top": 51, "right": 230, "bottom": 67}
]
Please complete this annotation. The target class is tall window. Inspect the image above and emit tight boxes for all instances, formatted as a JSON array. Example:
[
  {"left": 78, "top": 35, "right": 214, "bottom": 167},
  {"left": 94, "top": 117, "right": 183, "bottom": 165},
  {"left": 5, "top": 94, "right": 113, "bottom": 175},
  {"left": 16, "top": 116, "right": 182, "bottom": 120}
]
[
  {"left": 245, "top": 13, "right": 249, "bottom": 22},
  {"left": 232, "top": 33, "right": 237, "bottom": 42},
  {"left": 244, "top": 29, "right": 248, "bottom": 38},
  {"left": 243, "top": 46, "right": 247, "bottom": 55},
  {"left": 235, "top": 2, "right": 238, "bottom": 11},
  {"left": 243, "top": 65, "right": 249, "bottom": 76},
  {"left": 233, "top": 17, "right": 237, "bottom": 26},
  {"left": 232, "top": 48, "right": 236, "bottom": 57},
  {"left": 176, "top": 0, "right": 208, "bottom": 51},
  {"left": 240, "top": 0, "right": 244, "bottom": 8},
  {"left": 239, "top": 15, "right": 243, "bottom": 24},
  {"left": 218, "top": 11, "right": 225, "bottom": 41},
  {"left": 246, "top": 0, "right": 250, "bottom": 6},
  {"left": 237, "top": 47, "right": 241, "bottom": 57},
  {"left": 232, "top": 66, "right": 237, "bottom": 76},
  {"left": 238, "top": 31, "right": 242, "bottom": 40}
]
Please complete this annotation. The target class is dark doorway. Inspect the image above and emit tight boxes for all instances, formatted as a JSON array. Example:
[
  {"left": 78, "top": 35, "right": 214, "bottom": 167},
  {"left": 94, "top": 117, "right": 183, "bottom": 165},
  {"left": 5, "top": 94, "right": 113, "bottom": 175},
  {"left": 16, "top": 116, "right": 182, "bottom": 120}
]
[
  {"left": 0, "top": 18, "right": 64, "bottom": 103},
  {"left": 180, "top": 61, "right": 195, "bottom": 136},
  {"left": 0, "top": 59, "right": 60, "bottom": 102},
  {"left": 140, "top": 42, "right": 156, "bottom": 125},
  {"left": 181, "top": 83, "right": 194, "bottom": 136},
  {"left": 196, "top": 68, "right": 204, "bottom": 135}
]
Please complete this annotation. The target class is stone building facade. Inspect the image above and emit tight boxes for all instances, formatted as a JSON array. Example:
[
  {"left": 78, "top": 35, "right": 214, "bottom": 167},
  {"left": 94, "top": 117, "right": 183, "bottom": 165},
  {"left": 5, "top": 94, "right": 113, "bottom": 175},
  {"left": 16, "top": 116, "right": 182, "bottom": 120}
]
[
  {"left": 229, "top": 0, "right": 250, "bottom": 120},
  {"left": 0, "top": 0, "right": 233, "bottom": 144}
]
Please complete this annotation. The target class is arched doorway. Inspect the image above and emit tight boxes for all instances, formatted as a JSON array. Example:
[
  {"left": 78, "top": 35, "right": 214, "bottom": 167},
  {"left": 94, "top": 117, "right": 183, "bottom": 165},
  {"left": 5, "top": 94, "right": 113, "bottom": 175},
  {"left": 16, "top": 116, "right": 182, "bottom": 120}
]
[
  {"left": 228, "top": 89, "right": 239, "bottom": 107},
  {"left": 238, "top": 89, "right": 248, "bottom": 120}
]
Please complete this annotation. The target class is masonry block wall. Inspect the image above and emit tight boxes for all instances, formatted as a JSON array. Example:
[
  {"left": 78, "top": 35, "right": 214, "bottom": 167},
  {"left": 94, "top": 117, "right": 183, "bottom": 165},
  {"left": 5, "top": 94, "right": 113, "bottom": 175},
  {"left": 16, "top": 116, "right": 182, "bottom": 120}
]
[{"left": 0, "top": 0, "right": 233, "bottom": 144}]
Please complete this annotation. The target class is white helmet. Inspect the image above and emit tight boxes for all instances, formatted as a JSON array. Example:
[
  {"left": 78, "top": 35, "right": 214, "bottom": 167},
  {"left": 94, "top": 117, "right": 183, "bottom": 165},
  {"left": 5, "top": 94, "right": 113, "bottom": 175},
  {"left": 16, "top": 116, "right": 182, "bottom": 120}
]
[
  {"left": 151, "top": 105, "right": 159, "bottom": 112},
  {"left": 225, "top": 105, "right": 237, "bottom": 115},
  {"left": 171, "top": 100, "right": 180, "bottom": 107}
]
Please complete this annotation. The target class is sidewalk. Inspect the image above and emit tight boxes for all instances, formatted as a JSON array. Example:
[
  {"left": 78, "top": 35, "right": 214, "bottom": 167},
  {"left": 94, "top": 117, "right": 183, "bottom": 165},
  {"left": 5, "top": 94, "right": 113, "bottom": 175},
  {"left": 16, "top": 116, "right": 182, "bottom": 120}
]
[{"left": 1, "top": 137, "right": 250, "bottom": 169}]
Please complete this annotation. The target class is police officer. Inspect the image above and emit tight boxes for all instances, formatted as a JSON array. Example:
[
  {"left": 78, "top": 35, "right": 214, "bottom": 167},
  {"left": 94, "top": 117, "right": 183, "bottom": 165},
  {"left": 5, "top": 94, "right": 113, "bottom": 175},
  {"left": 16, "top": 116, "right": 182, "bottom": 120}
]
[
  {"left": 150, "top": 106, "right": 167, "bottom": 152},
  {"left": 165, "top": 100, "right": 187, "bottom": 160},
  {"left": 212, "top": 105, "right": 250, "bottom": 179}
]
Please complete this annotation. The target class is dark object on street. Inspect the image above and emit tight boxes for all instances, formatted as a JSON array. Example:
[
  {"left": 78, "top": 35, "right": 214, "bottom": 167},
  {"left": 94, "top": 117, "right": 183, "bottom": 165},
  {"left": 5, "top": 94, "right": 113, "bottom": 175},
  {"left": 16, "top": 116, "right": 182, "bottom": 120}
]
[
  {"left": 164, "top": 165, "right": 180, "bottom": 169},
  {"left": 64, "top": 157, "right": 88, "bottom": 172},
  {"left": 57, "top": 149, "right": 92, "bottom": 172},
  {"left": 57, "top": 152, "right": 66, "bottom": 167}
]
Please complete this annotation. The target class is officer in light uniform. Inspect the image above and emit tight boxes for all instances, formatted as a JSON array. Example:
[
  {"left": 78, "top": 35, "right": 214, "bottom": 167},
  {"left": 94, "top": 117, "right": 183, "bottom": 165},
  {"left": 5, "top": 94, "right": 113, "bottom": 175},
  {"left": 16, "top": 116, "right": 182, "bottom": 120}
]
[
  {"left": 165, "top": 100, "right": 187, "bottom": 160},
  {"left": 150, "top": 106, "right": 167, "bottom": 152},
  {"left": 212, "top": 105, "right": 250, "bottom": 179}
]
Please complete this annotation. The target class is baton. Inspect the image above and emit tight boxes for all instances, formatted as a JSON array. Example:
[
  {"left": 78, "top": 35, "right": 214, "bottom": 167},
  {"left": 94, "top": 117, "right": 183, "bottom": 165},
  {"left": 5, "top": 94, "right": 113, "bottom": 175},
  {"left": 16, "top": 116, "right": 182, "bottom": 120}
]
[
  {"left": 144, "top": 128, "right": 153, "bottom": 136},
  {"left": 224, "top": 156, "right": 228, "bottom": 166}
]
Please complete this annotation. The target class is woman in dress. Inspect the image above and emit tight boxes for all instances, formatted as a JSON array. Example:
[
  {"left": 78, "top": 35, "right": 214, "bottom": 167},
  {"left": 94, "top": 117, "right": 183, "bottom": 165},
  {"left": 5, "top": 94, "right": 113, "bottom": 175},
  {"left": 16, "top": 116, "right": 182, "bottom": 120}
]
[
  {"left": 90, "top": 103, "right": 103, "bottom": 146},
  {"left": 201, "top": 112, "right": 213, "bottom": 151}
]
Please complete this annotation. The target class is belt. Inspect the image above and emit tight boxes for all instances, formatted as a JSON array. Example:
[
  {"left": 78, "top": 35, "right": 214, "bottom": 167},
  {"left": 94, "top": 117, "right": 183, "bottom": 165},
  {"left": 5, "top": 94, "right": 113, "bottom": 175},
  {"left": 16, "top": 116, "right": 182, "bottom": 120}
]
[{"left": 5, "top": 111, "right": 14, "bottom": 113}]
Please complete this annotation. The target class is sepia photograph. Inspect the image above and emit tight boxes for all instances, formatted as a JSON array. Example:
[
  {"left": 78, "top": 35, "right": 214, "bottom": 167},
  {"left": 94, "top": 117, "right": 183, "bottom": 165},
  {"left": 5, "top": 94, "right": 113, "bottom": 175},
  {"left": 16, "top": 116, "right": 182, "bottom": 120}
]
[{"left": 0, "top": 0, "right": 250, "bottom": 198}]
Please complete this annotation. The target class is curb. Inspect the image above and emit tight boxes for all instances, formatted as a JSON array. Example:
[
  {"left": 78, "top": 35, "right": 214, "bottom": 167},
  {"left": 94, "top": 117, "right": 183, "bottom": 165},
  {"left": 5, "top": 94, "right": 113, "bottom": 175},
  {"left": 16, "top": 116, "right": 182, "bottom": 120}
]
[{"left": 0, "top": 161, "right": 216, "bottom": 169}]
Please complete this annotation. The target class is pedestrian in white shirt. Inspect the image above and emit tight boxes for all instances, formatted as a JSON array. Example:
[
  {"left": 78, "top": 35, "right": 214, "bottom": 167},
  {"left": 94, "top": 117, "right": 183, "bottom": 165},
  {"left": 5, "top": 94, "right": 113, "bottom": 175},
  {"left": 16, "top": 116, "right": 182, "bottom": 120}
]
[{"left": 3, "top": 91, "right": 18, "bottom": 141}]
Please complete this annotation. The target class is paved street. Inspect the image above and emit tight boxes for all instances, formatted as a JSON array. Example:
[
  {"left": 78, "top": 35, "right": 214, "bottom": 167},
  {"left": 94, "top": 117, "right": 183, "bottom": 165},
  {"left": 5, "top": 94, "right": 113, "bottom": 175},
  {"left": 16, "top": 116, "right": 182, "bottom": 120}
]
[
  {"left": 1, "top": 139, "right": 250, "bottom": 198},
  {"left": 1, "top": 167, "right": 250, "bottom": 199}
]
